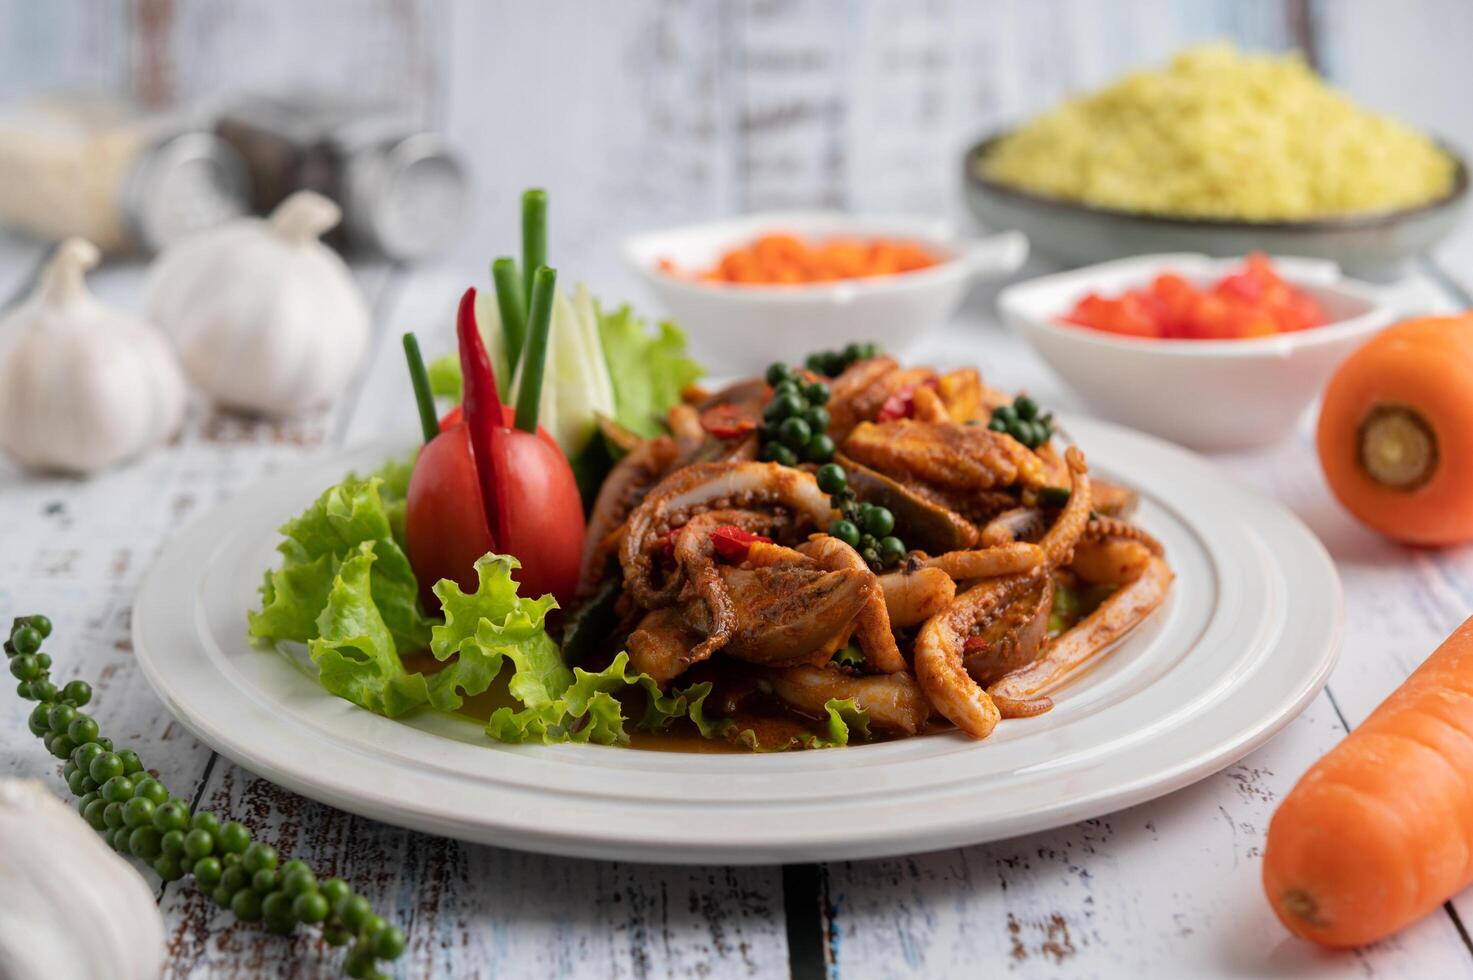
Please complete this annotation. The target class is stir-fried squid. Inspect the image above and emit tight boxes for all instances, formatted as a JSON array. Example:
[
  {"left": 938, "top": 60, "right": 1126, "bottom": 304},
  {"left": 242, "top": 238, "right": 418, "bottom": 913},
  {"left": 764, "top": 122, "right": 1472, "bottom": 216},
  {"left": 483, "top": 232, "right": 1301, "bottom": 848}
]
[{"left": 576, "top": 354, "right": 1174, "bottom": 745}]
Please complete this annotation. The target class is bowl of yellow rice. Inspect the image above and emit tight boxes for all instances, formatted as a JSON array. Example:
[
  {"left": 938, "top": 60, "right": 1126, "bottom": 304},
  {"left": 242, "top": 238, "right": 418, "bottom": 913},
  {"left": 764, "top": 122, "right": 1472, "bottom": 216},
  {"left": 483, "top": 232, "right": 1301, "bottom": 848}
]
[{"left": 965, "top": 45, "right": 1467, "bottom": 276}]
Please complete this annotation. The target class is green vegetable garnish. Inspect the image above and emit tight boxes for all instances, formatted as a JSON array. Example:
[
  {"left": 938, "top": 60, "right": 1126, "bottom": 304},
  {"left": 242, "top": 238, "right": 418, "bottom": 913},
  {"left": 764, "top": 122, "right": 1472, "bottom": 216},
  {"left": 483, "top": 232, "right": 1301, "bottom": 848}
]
[
  {"left": 521, "top": 189, "right": 547, "bottom": 320},
  {"left": 5, "top": 614, "right": 405, "bottom": 979},
  {"left": 248, "top": 457, "right": 433, "bottom": 668},
  {"left": 597, "top": 304, "right": 704, "bottom": 437},
  {"left": 426, "top": 352, "right": 463, "bottom": 402},
  {"left": 491, "top": 257, "right": 527, "bottom": 369},
  {"left": 401, "top": 332, "right": 440, "bottom": 445},
  {"left": 514, "top": 266, "right": 557, "bottom": 433},
  {"left": 1039, "top": 486, "right": 1071, "bottom": 508}
]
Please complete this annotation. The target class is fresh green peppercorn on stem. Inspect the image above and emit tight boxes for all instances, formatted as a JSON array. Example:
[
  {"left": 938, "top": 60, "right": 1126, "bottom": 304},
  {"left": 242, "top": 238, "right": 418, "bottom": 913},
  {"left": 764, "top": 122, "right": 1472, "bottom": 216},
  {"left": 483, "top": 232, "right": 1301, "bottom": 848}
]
[
  {"left": 756, "top": 357, "right": 907, "bottom": 570},
  {"left": 5, "top": 614, "right": 407, "bottom": 978}
]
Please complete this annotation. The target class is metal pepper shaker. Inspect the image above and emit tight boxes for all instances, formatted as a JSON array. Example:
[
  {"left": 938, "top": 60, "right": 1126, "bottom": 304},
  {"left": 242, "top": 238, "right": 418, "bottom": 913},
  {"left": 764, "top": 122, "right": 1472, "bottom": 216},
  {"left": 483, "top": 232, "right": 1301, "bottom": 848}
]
[{"left": 216, "top": 94, "right": 469, "bottom": 262}]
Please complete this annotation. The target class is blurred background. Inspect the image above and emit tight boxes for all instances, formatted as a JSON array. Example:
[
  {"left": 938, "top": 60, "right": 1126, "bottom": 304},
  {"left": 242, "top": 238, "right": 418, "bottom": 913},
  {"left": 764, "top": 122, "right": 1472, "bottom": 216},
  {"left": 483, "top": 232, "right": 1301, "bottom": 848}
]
[{"left": 3, "top": 0, "right": 1470, "bottom": 288}]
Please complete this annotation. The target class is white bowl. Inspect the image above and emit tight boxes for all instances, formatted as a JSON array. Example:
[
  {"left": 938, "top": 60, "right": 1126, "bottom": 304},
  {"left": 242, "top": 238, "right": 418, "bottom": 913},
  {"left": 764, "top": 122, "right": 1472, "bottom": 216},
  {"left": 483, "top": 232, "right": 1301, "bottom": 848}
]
[
  {"left": 997, "top": 254, "right": 1396, "bottom": 450},
  {"left": 624, "top": 211, "right": 1027, "bottom": 372}
]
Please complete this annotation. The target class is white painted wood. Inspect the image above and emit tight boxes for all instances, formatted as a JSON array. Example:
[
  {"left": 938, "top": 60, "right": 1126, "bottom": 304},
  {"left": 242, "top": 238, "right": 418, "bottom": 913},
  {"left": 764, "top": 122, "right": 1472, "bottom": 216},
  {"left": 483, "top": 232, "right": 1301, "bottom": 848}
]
[
  {"left": 1313, "top": 0, "right": 1473, "bottom": 295},
  {"left": 0, "top": 0, "right": 131, "bottom": 102},
  {"left": 160, "top": 762, "right": 789, "bottom": 979},
  {"left": 821, "top": 695, "right": 1472, "bottom": 979},
  {"left": 156, "top": 0, "right": 440, "bottom": 118},
  {"left": 434, "top": 0, "right": 735, "bottom": 276}
]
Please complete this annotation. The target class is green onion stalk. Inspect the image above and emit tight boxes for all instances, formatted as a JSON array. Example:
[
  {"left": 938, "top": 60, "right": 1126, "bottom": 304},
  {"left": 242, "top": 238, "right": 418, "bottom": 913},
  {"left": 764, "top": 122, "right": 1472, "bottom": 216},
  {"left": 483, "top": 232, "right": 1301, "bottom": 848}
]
[
  {"left": 491, "top": 257, "right": 527, "bottom": 369},
  {"left": 515, "top": 266, "right": 558, "bottom": 433},
  {"left": 5, "top": 614, "right": 407, "bottom": 979}
]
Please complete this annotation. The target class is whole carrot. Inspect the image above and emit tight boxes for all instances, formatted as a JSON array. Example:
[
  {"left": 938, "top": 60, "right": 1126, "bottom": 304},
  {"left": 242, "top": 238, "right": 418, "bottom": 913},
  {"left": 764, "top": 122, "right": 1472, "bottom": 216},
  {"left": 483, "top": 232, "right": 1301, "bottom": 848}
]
[{"left": 1264, "top": 615, "right": 1473, "bottom": 947}]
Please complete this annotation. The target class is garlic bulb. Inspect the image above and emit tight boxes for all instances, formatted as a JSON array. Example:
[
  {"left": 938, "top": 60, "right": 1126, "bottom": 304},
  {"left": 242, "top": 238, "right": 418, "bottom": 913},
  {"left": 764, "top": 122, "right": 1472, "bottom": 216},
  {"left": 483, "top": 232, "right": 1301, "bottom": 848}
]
[
  {"left": 0, "top": 780, "right": 163, "bottom": 980},
  {"left": 144, "top": 191, "right": 370, "bottom": 416},
  {"left": 0, "top": 238, "right": 186, "bottom": 475}
]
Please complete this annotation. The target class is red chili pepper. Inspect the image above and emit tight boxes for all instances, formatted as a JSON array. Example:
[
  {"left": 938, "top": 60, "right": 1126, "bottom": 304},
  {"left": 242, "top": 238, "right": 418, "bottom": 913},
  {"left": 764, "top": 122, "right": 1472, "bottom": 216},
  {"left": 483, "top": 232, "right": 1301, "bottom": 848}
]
[
  {"left": 699, "top": 403, "right": 758, "bottom": 440},
  {"left": 457, "top": 288, "right": 508, "bottom": 546},
  {"left": 710, "top": 525, "right": 772, "bottom": 563}
]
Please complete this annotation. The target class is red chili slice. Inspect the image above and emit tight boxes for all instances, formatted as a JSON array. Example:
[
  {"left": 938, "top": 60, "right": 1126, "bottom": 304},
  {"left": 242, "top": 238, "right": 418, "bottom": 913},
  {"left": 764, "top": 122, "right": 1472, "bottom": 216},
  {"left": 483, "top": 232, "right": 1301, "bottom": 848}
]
[
  {"left": 457, "top": 288, "right": 507, "bottom": 547},
  {"left": 663, "top": 524, "right": 772, "bottom": 562},
  {"left": 699, "top": 404, "right": 758, "bottom": 440},
  {"left": 710, "top": 525, "right": 772, "bottom": 563},
  {"left": 878, "top": 389, "right": 915, "bottom": 422}
]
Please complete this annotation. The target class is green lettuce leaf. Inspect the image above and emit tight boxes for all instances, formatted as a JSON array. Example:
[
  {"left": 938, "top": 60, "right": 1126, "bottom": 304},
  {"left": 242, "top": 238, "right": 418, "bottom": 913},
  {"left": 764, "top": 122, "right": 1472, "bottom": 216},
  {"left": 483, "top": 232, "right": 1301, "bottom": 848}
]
[
  {"left": 425, "top": 554, "right": 566, "bottom": 714},
  {"left": 249, "top": 457, "right": 433, "bottom": 655},
  {"left": 596, "top": 303, "right": 704, "bottom": 437},
  {"left": 728, "top": 697, "right": 871, "bottom": 752},
  {"left": 425, "top": 557, "right": 719, "bottom": 745},
  {"left": 252, "top": 457, "right": 869, "bottom": 751},
  {"left": 427, "top": 353, "right": 463, "bottom": 403},
  {"left": 308, "top": 544, "right": 431, "bottom": 717}
]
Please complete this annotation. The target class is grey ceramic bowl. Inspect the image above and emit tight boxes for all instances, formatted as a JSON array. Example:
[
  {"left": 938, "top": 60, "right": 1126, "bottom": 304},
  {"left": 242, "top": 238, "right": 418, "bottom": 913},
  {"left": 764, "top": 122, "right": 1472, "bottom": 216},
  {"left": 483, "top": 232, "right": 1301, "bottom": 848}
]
[{"left": 963, "top": 134, "right": 1469, "bottom": 280}]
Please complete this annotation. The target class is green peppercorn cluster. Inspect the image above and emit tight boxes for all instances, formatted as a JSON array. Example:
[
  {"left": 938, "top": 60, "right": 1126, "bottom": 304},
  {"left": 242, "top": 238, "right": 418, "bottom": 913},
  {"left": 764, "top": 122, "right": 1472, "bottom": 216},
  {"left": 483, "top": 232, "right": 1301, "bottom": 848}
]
[
  {"left": 6, "top": 614, "right": 406, "bottom": 979},
  {"left": 804, "top": 341, "right": 880, "bottom": 378},
  {"left": 760, "top": 362, "right": 835, "bottom": 467},
  {"left": 815, "top": 463, "right": 907, "bottom": 571},
  {"left": 988, "top": 395, "right": 1054, "bottom": 449},
  {"left": 754, "top": 357, "right": 908, "bottom": 572}
]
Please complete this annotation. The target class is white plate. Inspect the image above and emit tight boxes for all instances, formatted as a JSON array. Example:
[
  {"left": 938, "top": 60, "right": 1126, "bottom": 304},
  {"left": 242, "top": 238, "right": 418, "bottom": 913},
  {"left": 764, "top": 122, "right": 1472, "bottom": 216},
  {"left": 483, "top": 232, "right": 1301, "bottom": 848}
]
[{"left": 131, "top": 417, "right": 1342, "bottom": 864}]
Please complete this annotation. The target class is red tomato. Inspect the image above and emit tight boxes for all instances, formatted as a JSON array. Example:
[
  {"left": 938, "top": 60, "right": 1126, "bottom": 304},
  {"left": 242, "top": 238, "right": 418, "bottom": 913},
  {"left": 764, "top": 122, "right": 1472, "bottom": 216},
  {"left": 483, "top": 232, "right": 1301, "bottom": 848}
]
[
  {"left": 487, "top": 428, "right": 585, "bottom": 602},
  {"left": 404, "top": 287, "right": 585, "bottom": 608},
  {"left": 407, "top": 415, "right": 577, "bottom": 607},
  {"left": 439, "top": 403, "right": 561, "bottom": 453},
  {"left": 405, "top": 425, "right": 496, "bottom": 605}
]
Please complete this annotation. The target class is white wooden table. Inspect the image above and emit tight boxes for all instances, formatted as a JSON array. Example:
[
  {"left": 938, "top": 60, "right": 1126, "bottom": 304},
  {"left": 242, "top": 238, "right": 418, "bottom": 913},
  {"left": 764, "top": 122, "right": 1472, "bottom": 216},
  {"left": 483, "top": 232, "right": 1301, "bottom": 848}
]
[{"left": 4, "top": 224, "right": 1473, "bottom": 980}]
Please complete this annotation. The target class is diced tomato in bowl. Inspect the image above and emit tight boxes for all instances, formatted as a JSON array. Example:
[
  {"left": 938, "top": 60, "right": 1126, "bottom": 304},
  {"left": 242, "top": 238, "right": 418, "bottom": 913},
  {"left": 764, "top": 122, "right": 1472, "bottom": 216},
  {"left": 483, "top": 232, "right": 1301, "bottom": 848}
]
[
  {"left": 1061, "top": 254, "right": 1327, "bottom": 342},
  {"left": 997, "top": 252, "right": 1395, "bottom": 449}
]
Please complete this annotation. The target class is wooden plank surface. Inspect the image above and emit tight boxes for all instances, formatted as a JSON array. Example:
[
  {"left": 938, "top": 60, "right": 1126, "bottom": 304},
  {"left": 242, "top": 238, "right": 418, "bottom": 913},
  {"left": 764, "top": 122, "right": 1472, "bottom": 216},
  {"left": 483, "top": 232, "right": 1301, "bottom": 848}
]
[{"left": 5, "top": 252, "right": 1473, "bottom": 978}]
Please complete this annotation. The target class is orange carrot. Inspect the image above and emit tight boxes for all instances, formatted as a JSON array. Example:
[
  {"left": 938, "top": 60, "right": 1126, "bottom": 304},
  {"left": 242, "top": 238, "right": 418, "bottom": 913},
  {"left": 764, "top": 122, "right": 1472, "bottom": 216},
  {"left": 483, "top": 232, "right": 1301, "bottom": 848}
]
[
  {"left": 1264, "top": 614, "right": 1473, "bottom": 947},
  {"left": 1316, "top": 314, "right": 1473, "bottom": 545},
  {"left": 663, "top": 233, "right": 942, "bottom": 286}
]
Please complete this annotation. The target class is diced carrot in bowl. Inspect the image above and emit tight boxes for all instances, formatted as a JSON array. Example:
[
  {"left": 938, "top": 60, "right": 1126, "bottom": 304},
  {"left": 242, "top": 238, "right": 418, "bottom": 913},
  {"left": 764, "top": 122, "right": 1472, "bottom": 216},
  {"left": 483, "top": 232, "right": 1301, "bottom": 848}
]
[{"left": 663, "top": 232, "right": 943, "bottom": 286}]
